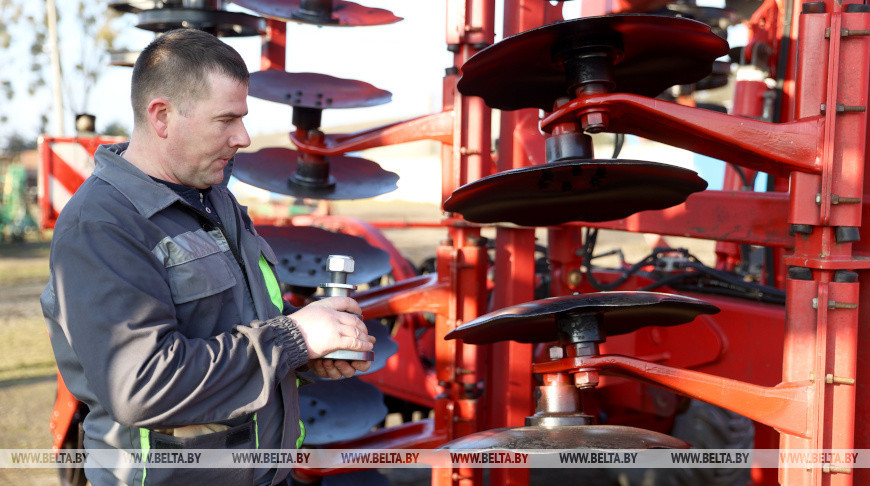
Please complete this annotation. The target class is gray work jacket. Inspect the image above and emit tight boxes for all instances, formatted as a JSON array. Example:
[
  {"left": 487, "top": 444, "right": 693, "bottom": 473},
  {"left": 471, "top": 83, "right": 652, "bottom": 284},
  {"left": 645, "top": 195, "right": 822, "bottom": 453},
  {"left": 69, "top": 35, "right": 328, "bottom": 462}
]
[{"left": 41, "top": 143, "right": 308, "bottom": 486}]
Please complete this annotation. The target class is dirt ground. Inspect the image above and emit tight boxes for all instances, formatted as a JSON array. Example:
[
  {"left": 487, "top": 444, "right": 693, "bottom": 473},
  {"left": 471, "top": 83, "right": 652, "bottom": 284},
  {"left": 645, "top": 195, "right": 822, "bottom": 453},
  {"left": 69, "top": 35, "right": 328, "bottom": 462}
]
[
  {"left": 0, "top": 201, "right": 712, "bottom": 486},
  {"left": 0, "top": 239, "right": 59, "bottom": 485}
]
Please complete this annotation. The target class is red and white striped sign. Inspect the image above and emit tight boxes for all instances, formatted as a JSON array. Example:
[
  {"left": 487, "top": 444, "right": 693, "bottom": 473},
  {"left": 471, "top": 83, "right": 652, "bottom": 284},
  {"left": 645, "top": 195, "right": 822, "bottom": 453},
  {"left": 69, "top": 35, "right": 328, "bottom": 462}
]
[{"left": 38, "top": 135, "right": 125, "bottom": 229}]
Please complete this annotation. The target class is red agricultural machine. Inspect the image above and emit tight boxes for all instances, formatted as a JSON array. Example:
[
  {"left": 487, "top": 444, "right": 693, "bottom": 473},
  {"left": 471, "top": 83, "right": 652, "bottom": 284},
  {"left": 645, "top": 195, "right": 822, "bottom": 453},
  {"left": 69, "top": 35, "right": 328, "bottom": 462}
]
[{"left": 40, "top": 0, "right": 870, "bottom": 485}]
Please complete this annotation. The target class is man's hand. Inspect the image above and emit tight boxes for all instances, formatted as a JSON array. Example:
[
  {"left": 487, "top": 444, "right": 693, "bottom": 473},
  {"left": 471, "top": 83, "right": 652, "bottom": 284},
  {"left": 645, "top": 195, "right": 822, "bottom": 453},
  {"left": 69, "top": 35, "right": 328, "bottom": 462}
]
[
  {"left": 309, "top": 357, "right": 372, "bottom": 379},
  {"left": 290, "top": 296, "right": 375, "bottom": 362}
]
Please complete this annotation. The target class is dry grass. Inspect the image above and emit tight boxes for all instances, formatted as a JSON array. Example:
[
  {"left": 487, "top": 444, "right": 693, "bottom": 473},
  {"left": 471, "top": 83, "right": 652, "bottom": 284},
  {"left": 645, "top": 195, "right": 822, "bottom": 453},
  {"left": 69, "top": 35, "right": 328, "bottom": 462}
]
[{"left": 0, "top": 238, "right": 60, "bottom": 485}]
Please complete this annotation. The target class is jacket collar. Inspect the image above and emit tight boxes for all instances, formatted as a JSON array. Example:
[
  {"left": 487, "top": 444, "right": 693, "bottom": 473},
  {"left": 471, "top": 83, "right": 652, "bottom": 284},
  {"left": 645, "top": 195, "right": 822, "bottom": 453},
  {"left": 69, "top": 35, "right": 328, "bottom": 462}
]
[{"left": 93, "top": 142, "right": 234, "bottom": 219}]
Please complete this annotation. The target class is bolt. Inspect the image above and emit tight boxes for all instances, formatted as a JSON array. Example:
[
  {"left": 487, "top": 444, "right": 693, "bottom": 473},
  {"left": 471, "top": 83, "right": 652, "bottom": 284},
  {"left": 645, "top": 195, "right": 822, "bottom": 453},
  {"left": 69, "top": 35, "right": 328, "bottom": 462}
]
[
  {"left": 817, "top": 193, "right": 862, "bottom": 205},
  {"left": 823, "top": 464, "right": 853, "bottom": 474},
  {"left": 832, "top": 195, "right": 862, "bottom": 205},
  {"left": 825, "top": 374, "right": 856, "bottom": 385},
  {"left": 326, "top": 255, "right": 354, "bottom": 273},
  {"left": 549, "top": 346, "right": 564, "bottom": 360},
  {"left": 812, "top": 298, "right": 858, "bottom": 310},
  {"left": 580, "top": 111, "right": 608, "bottom": 134},
  {"left": 574, "top": 370, "right": 599, "bottom": 389}
]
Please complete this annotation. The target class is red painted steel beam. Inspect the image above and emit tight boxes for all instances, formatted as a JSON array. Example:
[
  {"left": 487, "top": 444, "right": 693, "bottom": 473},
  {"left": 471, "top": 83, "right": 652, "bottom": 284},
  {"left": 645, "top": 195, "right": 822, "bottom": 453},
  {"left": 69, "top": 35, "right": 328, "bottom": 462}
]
[
  {"left": 260, "top": 18, "right": 286, "bottom": 71},
  {"left": 533, "top": 354, "right": 813, "bottom": 439},
  {"left": 358, "top": 321, "right": 440, "bottom": 408},
  {"left": 483, "top": 3, "right": 561, "bottom": 486},
  {"left": 780, "top": 7, "right": 865, "bottom": 486},
  {"left": 574, "top": 190, "right": 793, "bottom": 247},
  {"left": 542, "top": 94, "right": 824, "bottom": 176},
  {"left": 436, "top": 2, "right": 496, "bottom": 484},
  {"left": 355, "top": 274, "right": 450, "bottom": 319},
  {"left": 289, "top": 110, "right": 455, "bottom": 156},
  {"left": 49, "top": 373, "right": 79, "bottom": 451},
  {"left": 715, "top": 72, "right": 769, "bottom": 272}
]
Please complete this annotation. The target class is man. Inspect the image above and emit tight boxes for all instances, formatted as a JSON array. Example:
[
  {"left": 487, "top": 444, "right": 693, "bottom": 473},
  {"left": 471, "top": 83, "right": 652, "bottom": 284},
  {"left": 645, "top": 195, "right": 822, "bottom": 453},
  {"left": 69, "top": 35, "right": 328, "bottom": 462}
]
[{"left": 41, "top": 29, "right": 373, "bottom": 485}]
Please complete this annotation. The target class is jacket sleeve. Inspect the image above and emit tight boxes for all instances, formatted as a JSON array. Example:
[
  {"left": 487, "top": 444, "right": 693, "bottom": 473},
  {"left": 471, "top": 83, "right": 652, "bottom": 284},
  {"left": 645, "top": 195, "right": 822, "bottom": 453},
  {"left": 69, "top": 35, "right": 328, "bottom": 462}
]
[{"left": 48, "top": 219, "right": 309, "bottom": 428}]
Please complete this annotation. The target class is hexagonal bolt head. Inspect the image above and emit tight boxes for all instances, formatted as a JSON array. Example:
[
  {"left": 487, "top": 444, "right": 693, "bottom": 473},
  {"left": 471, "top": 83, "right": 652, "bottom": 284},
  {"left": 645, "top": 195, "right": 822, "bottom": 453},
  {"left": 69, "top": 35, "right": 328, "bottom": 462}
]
[
  {"left": 580, "top": 111, "right": 608, "bottom": 134},
  {"left": 327, "top": 255, "right": 355, "bottom": 273},
  {"left": 574, "top": 370, "right": 600, "bottom": 389}
]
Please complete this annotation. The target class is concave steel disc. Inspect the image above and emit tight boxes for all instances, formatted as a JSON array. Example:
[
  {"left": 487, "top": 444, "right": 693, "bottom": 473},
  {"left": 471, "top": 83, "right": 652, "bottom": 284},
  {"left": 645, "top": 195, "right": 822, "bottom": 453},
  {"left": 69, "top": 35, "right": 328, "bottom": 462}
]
[
  {"left": 232, "top": 0, "right": 402, "bottom": 27},
  {"left": 439, "top": 425, "right": 689, "bottom": 450},
  {"left": 249, "top": 70, "right": 391, "bottom": 109},
  {"left": 109, "top": 0, "right": 157, "bottom": 14},
  {"left": 457, "top": 15, "right": 729, "bottom": 111},
  {"left": 299, "top": 377, "right": 387, "bottom": 445},
  {"left": 298, "top": 320, "right": 397, "bottom": 377},
  {"left": 136, "top": 8, "right": 266, "bottom": 36},
  {"left": 445, "top": 292, "right": 719, "bottom": 345},
  {"left": 109, "top": 50, "right": 140, "bottom": 67},
  {"left": 233, "top": 148, "right": 398, "bottom": 200},
  {"left": 442, "top": 159, "right": 707, "bottom": 226},
  {"left": 694, "top": 60, "right": 731, "bottom": 91},
  {"left": 255, "top": 225, "right": 392, "bottom": 287}
]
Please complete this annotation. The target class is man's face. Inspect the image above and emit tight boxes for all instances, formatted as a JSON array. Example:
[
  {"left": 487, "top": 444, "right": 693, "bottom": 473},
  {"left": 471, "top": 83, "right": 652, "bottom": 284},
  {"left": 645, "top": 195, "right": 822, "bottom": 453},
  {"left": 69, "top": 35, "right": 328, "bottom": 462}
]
[{"left": 164, "top": 72, "right": 251, "bottom": 189}]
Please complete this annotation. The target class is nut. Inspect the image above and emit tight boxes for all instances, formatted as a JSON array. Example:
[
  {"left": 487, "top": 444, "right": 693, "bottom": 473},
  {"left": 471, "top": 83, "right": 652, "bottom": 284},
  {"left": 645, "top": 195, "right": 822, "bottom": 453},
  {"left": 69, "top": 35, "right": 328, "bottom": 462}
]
[
  {"left": 574, "top": 370, "right": 599, "bottom": 389},
  {"left": 580, "top": 111, "right": 608, "bottom": 134},
  {"left": 327, "top": 255, "right": 354, "bottom": 273}
]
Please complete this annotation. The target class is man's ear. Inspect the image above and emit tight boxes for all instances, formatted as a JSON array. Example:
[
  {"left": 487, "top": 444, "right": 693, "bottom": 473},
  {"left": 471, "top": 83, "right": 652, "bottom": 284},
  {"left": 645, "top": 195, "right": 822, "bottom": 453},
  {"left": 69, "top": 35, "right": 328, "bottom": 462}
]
[{"left": 146, "top": 98, "right": 171, "bottom": 139}]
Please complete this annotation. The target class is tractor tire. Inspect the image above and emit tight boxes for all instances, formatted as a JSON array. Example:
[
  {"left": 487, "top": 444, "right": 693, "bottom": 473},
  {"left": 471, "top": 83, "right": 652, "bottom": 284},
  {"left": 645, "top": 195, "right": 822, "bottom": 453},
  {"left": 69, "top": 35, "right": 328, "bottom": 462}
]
[{"left": 613, "top": 400, "right": 754, "bottom": 486}]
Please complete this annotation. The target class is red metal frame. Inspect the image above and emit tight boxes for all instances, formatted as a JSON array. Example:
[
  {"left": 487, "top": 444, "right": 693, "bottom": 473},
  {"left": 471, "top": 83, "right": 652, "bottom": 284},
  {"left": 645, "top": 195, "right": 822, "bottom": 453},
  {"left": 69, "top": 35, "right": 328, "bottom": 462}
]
[
  {"left": 37, "top": 135, "right": 125, "bottom": 230},
  {"left": 49, "top": 372, "right": 81, "bottom": 451},
  {"left": 45, "top": 2, "right": 870, "bottom": 486},
  {"left": 430, "top": 5, "right": 495, "bottom": 482},
  {"left": 243, "top": 3, "right": 870, "bottom": 486},
  {"left": 289, "top": 110, "right": 454, "bottom": 156}
]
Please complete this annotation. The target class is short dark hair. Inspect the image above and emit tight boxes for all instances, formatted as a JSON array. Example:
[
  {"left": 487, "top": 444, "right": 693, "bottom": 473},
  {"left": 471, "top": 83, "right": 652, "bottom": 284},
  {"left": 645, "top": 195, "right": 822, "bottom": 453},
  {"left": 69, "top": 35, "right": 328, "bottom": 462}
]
[{"left": 131, "top": 29, "right": 250, "bottom": 125}]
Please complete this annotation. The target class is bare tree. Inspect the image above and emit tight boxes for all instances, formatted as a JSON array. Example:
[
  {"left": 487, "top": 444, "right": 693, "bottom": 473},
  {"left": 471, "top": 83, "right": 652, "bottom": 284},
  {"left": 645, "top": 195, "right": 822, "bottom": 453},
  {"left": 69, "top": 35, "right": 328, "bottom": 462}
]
[
  {"left": 0, "top": 0, "right": 128, "bottom": 147},
  {"left": 64, "top": 1, "right": 125, "bottom": 118}
]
